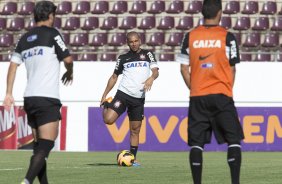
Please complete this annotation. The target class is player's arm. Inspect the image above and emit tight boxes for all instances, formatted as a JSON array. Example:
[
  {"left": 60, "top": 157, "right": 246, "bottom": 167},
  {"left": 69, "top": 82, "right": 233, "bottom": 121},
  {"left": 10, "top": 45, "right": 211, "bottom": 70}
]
[
  {"left": 226, "top": 32, "right": 240, "bottom": 87},
  {"left": 3, "top": 62, "right": 19, "bottom": 109},
  {"left": 143, "top": 51, "right": 159, "bottom": 92},
  {"left": 61, "top": 56, "right": 73, "bottom": 85},
  {"left": 100, "top": 57, "right": 122, "bottom": 105},
  {"left": 177, "top": 33, "right": 191, "bottom": 89}
]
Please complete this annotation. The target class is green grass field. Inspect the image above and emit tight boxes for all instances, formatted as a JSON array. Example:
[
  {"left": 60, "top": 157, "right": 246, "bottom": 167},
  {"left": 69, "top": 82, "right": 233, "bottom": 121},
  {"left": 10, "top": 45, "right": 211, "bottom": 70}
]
[{"left": 0, "top": 151, "right": 281, "bottom": 184}]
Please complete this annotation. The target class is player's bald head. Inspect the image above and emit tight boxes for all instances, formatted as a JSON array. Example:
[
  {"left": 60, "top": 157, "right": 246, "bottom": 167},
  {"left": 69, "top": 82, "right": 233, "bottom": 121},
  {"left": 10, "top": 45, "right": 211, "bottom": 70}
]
[{"left": 126, "top": 32, "right": 140, "bottom": 41}]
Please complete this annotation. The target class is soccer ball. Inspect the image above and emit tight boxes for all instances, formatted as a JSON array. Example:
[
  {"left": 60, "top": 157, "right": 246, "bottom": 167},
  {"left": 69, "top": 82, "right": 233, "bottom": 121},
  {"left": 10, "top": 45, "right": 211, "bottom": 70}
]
[{"left": 117, "top": 150, "right": 135, "bottom": 166}]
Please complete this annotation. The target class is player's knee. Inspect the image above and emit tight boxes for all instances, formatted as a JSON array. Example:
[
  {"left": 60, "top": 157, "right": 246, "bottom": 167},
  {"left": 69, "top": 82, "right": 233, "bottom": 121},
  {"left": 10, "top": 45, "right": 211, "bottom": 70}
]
[
  {"left": 103, "top": 116, "right": 115, "bottom": 125},
  {"left": 37, "top": 138, "right": 55, "bottom": 158}
]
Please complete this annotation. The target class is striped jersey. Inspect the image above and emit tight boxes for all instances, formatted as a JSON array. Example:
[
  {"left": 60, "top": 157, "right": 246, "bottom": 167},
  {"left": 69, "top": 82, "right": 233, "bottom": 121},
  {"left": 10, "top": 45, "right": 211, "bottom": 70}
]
[
  {"left": 11, "top": 26, "right": 70, "bottom": 99},
  {"left": 114, "top": 49, "right": 159, "bottom": 98},
  {"left": 177, "top": 25, "right": 240, "bottom": 97}
]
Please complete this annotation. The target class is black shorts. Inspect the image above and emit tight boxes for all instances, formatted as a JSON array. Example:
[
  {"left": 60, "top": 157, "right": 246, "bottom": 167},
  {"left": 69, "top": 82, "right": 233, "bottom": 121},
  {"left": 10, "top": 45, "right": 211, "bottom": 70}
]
[
  {"left": 188, "top": 94, "right": 244, "bottom": 147},
  {"left": 108, "top": 90, "right": 145, "bottom": 121},
  {"left": 24, "top": 97, "right": 62, "bottom": 129}
]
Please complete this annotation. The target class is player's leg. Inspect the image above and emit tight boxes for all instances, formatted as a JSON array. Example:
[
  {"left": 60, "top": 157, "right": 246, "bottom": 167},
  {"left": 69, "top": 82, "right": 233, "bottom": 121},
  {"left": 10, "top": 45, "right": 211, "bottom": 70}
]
[
  {"left": 24, "top": 121, "right": 58, "bottom": 184},
  {"left": 189, "top": 146, "right": 204, "bottom": 184},
  {"left": 213, "top": 96, "right": 244, "bottom": 184},
  {"left": 102, "top": 93, "right": 126, "bottom": 125},
  {"left": 129, "top": 120, "right": 142, "bottom": 159}
]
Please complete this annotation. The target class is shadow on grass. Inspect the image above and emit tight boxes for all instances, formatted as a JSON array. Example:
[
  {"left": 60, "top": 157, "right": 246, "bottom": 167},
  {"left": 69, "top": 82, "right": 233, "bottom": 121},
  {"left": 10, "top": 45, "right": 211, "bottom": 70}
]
[{"left": 87, "top": 163, "right": 117, "bottom": 166}]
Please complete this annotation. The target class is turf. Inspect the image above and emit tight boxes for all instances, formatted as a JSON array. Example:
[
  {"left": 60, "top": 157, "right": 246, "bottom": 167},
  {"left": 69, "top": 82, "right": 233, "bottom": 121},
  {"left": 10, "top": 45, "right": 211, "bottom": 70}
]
[{"left": 0, "top": 151, "right": 281, "bottom": 184}]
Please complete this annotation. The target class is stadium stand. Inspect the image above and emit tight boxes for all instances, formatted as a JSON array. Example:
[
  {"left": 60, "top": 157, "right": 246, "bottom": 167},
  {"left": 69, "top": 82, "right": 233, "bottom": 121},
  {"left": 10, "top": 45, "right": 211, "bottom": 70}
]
[{"left": 0, "top": 0, "right": 281, "bottom": 62}]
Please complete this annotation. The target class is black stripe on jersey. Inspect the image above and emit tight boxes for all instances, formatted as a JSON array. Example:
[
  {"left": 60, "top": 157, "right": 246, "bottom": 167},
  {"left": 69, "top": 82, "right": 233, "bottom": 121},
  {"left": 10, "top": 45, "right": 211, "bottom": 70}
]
[
  {"left": 15, "top": 26, "right": 70, "bottom": 61},
  {"left": 226, "top": 32, "right": 240, "bottom": 66}
]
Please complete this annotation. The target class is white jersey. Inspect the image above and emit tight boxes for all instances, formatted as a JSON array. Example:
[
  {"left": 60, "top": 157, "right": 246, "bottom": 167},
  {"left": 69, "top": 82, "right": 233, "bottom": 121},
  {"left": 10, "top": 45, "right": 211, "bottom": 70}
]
[
  {"left": 11, "top": 26, "right": 70, "bottom": 99},
  {"left": 114, "top": 49, "right": 159, "bottom": 98}
]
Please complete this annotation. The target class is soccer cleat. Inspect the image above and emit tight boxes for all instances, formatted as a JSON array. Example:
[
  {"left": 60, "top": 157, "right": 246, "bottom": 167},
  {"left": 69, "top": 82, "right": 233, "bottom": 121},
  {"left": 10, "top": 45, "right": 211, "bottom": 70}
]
[
  {"left": 100, "top": 97, "right": 113, "bottom": 108},
  {"left": 132, "top": 160, "right": 141, "bottom": 167}
]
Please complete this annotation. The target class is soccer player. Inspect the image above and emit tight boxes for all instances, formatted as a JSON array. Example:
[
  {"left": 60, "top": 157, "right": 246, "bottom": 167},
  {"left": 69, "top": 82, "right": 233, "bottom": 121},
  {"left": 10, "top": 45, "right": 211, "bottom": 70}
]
[
  {"left": 177, "top": 0, "right": 244, "bottom": 183},
  {"left": 100, "top": 31, "right": 159, "bottom": 166},
  {"left": 3, "top": 1, "right": 73, "bottom": 184}
]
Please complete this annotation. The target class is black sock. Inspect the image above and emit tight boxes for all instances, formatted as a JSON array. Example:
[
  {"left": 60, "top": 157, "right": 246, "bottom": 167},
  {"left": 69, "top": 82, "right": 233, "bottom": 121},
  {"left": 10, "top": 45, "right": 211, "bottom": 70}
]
[
  {"left": 25, "top": 139, "right": 54, "bottom": 183},
  {"left": 227, "top": 145, "right": 242, "bottom": 184},
  {"left": 189, "top": 147, "right": 203, "bottom": 184},
  {"left": 32, "top": 141, "right": 48, "bottom": 184},
  {"left": 130, "top": 146, "right": 138, "bottom": 159}
]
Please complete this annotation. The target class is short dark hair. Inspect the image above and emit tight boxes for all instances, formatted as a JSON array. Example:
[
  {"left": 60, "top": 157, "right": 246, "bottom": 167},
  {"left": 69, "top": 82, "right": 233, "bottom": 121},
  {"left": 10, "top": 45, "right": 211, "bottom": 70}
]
[
  {"left": 34, "top": 1, "right": 57, "bottom": 23},
  {"left": 202, "top": 0, "right": 222, "bottom": 19}
]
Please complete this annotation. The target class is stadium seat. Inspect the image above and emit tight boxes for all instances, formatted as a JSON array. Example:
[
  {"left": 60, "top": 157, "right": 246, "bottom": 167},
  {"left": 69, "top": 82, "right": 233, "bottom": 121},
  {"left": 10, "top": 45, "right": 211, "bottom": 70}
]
[
  {"left": 108, "top": 33, "right": 126, "bottom": 46},
  {"left": 62, "top": 33, "right": 70, "bottom": 45},
  {"left": 233, "top": 17, "right": 250, "bottom": 31},
  {"left": 7, "top": 17, "right": 24, "bottom": 31},
  {"left": 129, "top": 1, "right": 146, "bottom": 14},
  {"left": 100, "top": 53, "right": 117, "bottom": 61},
  {"left": 242, "top": 32, "right": 261, "bottom": 48},
  {"left": 260, "top": 1, "right": 277, "bottom": 15},
  {"left": 233, "top": 32, "right": 241, "bottom": 46},
  {"left": 89, "top": 33, "right": 107, "bottom": 46},
  {"left": 62, "top": 17, "right": 80, "bottom": 31},
  {"left": 271, "top": 17, "right": 282, "bottom": 31},
  {"left": 276, "top": 51, "right": 282, "bottom": 62},
  {"left": 138, "top": 16, "right": 156, "bottom": 30},
  {"left": 148, "top": 1, "right": 165, "bottom": 14},
  {"left": 73, "top": 1, "right": 90, "bottom": 14},
  {"left": 70, "top": 33, "right": 88, "bottom": 47},
  {"left": 25, "top": 18, "right": 35, "bottom": 30},
  {"left": 166, "top": 1, "right": 184, "bottom": 14},
  {"left": 197, "top": 18, "right": 204, "bottom": 26},
  {"left": 0, "top": 2, "right": 17, "bottom": 15},
  {"left": 241, "top": 1, "right": 258, "bottom": 15},
  {"left": 54, "top": 17, "right": 62, "bottom": 29},
  {"left": 110, "top": 1, "right": 128, "bottom": 14},
  {"left": 185, "top": 1, "right": 202, "bottom": 14},
  {"left": 157, "top": 16, "right": 175, "bottom": 30},
  {"left": 81, "top": 17, "right": 99, "bottom": 30},
  {"left": 166, "top": 32, "right": 183, "bottom": 47},
  {"left": 137, "top": 32, "right": 146, "bottom": 44},
  {"left": 0, "top": 33, "right": 13, "bottom": 47},
  {"left": 219, "top": 16, "right": 232, "bottom": 29},
  {"left": 223, "top": 1, "right": 240, "bottom": 14},
  {"left": 100, "top": 17, "right": 118, "bottom": 30},
  {"left": 0, "top": 54, "right": 11, "bottom": 62},
  {"left": 78, "top": 53, "right": 97, "bottom": 61},
  {"left": 240, "top": 53, "right": 252, "bottom": 62},
  {"left": 91, "top": 1, "right": 109, "bottom": 14},
  {"left": 279, "top": 6, "right": 282, "bottom": 15},
  {"left": 56, "top": 1, "right": 72, "bottom": 15},
  {"left": 147, "top": 32, "right": 165, "bottom": 46},
  {"left": 261, "top": 32, "right": 279, "bottom": 48},
  {"left": 119, "top": 16, "right": 137, "bottom": 30},
  {"left": 176, "top": 16, "right": 193, "bottom": 30},
  {"left": 254, "top": 51, "right": 272, "bottom": 62},
  {"left": 0, "top": 18, "right": 6, "bottom": 30},
  {"left": 18, "top": 1, "right": 34, "bottom": 15},
  {"left": 159, "top": 52, "right": 175, "bottom": 61},
  {"left": 252, "top": 17, "right": 269, "bottom": 31}
]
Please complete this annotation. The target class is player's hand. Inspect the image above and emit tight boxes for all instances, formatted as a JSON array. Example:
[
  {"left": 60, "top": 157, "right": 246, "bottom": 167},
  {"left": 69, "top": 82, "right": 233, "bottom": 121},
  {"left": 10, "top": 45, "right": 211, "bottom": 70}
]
[
  {"left": 142, "top": 77, "right": 154, "bottom": 92},
  {"left": 3, "top": 94, "right": 14, "bottom": 111},
  {"left": 100, "top": 96, "right": 106, "bottom": 107},
  {"left": 61, "top": 71, "right": 73, "bottom": 86}
]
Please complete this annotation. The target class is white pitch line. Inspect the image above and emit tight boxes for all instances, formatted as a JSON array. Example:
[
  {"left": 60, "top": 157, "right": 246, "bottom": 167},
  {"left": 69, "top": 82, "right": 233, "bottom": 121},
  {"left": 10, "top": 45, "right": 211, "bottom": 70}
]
[{"left": 0, "top": 168, "right": 23, "bottom": 171}]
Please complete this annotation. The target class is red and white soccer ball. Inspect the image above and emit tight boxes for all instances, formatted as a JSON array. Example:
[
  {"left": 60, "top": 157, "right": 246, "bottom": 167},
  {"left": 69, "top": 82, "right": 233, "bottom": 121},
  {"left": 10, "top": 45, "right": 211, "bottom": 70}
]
[{"left": 117, "top": 150, "right": 135, "bottom": 167}]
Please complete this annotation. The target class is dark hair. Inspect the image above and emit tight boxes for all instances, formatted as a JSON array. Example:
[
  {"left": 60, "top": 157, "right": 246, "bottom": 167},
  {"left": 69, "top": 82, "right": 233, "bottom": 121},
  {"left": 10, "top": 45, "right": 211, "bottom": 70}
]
[
  {"left": 202, "top": 0, "right": 222, "bottom": 19},
  {"left": 34, "top": 1, "right": 57, "bottom": 23}
]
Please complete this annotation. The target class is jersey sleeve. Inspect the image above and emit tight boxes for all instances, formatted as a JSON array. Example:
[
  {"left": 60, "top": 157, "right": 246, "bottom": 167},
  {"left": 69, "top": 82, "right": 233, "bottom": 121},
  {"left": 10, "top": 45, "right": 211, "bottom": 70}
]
[
  {"left": 176, "top": 32, "right": 190, "bottom": 65},
  {"left": 226, "top": 32, "right": 240, "bottom": 66},
  {"left": 147, "top": 51, "right": 158, "bottom": 69},
  {"left": 53, "top": 30, "right": 70, "bottom": 61},
  {"left": 10, "top": 38, "right": 24, "bottom": 64},
  {"left": 114, "top": 56, "right": 123, "bottom": 75}
]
